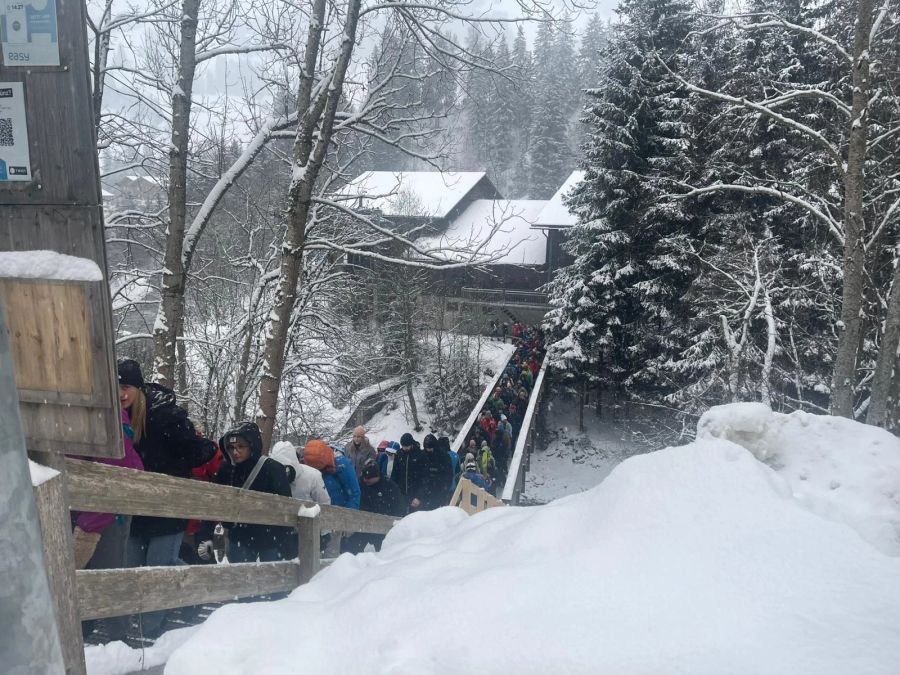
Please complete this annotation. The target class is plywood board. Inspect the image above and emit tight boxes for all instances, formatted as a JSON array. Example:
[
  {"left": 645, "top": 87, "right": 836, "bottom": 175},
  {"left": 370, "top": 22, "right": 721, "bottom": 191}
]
[{"left": 0, "top": 279, "right": 93, "bottom": 394}]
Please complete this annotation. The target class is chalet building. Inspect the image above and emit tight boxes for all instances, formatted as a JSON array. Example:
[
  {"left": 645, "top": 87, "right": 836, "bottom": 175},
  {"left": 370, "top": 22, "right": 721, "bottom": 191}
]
[
  {"left": 102, "top": 174, "right": 166, "bottom": 211},
  {"left": 337, "top": 169, "right": 585, "bottom": 325},
  {"left": 532, "top": 170, "right": 585, "bottom": 282},
  {"left": 338, "top": 171, "right": 501, "bottom": 234}
]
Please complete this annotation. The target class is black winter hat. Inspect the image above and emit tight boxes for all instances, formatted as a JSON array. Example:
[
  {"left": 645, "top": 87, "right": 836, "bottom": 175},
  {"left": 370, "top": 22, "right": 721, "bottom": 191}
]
[
  {"left": 117, "top": 359, "right": 145, "bottom": 388},
  {"left": 362, "top": 461, "right": 380, "bottom": 480},
  {"left": 400, "top": 432, "right": 415, "bottom": 448},
  {"left": 423, "top": 433, "right": 437, "bottom": 450}
]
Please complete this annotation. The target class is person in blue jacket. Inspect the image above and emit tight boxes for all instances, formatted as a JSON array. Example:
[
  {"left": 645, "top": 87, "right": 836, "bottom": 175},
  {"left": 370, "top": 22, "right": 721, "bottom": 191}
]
[
  {"left": 439, "top": 436, "right": 460, "bottom": 491},
  {"left": 460, "top": 457, "right": 490, "bottom": 491},
  {"left": 301, "top": 439, "right": 360, "bottom": 509},
  {"left": 376, "top": 440, "right": 401, "bottom": 480}
]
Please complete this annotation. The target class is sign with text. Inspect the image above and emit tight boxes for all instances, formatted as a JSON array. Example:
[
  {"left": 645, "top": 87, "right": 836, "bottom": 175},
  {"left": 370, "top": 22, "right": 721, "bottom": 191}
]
[
  {"left": 0, "top": 81, "right": 30, "bottom": 181},
  {"left": 1, "top": 0, "right": 59, "bottom": 67}
]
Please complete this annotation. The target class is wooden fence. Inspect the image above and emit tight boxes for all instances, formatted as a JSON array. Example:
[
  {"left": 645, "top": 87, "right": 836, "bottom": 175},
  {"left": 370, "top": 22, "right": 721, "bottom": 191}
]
[
  {"left": 35, "top": 458, "right": 397, "bottom": 674},
  {"left": 449, "top": 477, "right": 505, "bottom": 514},
  {"left": 501, "top": 358, "right": 550, "bottom": 504}
]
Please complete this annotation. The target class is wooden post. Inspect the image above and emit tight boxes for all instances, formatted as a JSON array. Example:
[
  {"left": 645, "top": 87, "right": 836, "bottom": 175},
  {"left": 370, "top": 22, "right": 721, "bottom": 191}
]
[
  {"left": 34, "top": 472, "right": 87, "bottom": 675},
  {"left": 297, "top": 514, "right": 321, "bottom": 584}
]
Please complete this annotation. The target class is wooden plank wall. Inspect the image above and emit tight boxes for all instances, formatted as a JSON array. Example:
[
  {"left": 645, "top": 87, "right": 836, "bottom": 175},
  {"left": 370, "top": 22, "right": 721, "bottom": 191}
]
[{"left": 0, "top": 0, "right": 121, "bottom": 459}]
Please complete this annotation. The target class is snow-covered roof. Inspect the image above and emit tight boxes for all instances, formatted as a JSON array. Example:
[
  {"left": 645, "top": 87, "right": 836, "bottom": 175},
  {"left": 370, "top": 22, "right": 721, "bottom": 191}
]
[
  {"left": 339, "top": 171, "right": 488, "bottom": 219},
  {"left": 533, "top": 170, "right": 585, "bottom": 229},
  {"left": 417, "top": 200, "right": 547, "bottom": 265},
  {"left": 123, "top": 174, "right": 161, "bottom": 185}
]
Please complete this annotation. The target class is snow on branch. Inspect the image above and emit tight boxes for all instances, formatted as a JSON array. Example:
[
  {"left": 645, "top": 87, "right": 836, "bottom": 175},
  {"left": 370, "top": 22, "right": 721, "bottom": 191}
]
[
  {"left": 678, "top": 183, "right": 844, "bottom": 244},
  {"left": 654, "top": 53, "right": 846, "bottom": 174},
  {"left": 181, "top": 111, "right": 299, "bottom": 267},
  {"left": 692, "top": 12, "right": 852, "bottom": 63},
  {"left": 195, "top": 43, "right": 289, "bottom": 63}
]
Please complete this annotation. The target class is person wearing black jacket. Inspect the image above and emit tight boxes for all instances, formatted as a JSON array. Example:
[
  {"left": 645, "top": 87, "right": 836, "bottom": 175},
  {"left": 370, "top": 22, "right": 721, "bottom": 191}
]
[
  {"left": 118, "top": 359, "right": 217, "bottom": 638},
  {"left": 197, "top": 421, "right": 294, "bottom": 563},
  {"left": 420, "top": 434, "right": 453, "bottom": 510},
  {"left": 342, "top": 461, "right": 406, "bottom": 553},
  {"left": 390, "top": 432, "right": 426, "bottom": 513}
]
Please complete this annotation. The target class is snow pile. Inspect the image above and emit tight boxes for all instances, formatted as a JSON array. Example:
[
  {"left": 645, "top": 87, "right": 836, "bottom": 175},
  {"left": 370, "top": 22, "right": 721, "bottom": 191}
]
[
  {"left": 0, "top": 250, "right": 103, "bottom": 281},
  {"left": 85, "top": 626, "right": 199, "bottom": 675},
  {"left": 698, "top": 403, "right": 900, "bottom": 555},
  {"left": 167, "top": 436, "right": 900, "bottom": 675}
]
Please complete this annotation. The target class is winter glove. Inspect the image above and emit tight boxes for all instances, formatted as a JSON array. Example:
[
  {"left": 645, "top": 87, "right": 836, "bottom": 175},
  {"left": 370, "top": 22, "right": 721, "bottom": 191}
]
[
  {"left": 72, "top": 526, "right": 101, "bottom": 569},
  {"left": 197, "top": 540, "right": 214, "bottom": 562}
]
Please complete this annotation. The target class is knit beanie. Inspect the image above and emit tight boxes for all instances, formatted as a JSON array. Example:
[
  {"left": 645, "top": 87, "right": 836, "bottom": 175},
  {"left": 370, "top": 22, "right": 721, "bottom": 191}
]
[
  {"left": 117, "top": 359, "right": 144, "bottom": 388},
  {"left": 400, "top": 432, "right": 415, "bottom": 447}
]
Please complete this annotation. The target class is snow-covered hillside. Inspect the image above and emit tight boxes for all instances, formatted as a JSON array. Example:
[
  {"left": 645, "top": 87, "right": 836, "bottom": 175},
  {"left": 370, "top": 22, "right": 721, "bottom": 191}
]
[{"left": 162, "top": 405, "right": 900, "bottom": 675}]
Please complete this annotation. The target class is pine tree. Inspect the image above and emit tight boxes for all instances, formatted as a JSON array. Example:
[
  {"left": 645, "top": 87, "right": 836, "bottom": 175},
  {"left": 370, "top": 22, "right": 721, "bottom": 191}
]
[
  {"left": 527, "top": 21, "right": 577, "bottom": 197},
  {"left": 545, "top": 0, "right": 698, "bottom": 395}
]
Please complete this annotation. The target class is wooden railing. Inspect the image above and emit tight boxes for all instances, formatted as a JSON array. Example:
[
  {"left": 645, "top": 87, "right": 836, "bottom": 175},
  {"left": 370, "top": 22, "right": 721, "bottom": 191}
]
[
  {"left": 501, "top": 358, "right": 549, "bottom": 504},
  {"left": 450, "top": 357, "right": 508, "bottom": 455},
  {"left": 449, "top": 477, "right": 504, "bottom": 514},
  {"left": 35, "top": 458, "right": 397, "bottom": 673}
]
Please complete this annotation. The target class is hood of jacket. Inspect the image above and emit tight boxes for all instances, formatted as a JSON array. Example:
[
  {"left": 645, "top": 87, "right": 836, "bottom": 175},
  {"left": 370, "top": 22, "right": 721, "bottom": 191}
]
[
  {"left": 143, "top": 382, "right": 177, "bottom": 415},
  {"left": 219, "top": 421, "right": 263, "bottom": 467}
]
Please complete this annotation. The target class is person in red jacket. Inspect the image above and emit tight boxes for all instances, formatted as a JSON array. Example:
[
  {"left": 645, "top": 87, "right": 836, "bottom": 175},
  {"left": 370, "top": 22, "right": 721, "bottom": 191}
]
[
  {"left": 478, "top": 409, "right": 497, "bottom": 442},
  {"left": 181, "top": 437, "right": 224, "bottom": 565}
]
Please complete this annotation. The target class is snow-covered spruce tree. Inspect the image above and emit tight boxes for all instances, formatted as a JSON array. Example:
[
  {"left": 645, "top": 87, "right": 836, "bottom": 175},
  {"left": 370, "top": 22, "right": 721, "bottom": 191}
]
[
  {"left": 527, "top": 21, "right": 578, "bottom": 198},
  {"left": 658, "top": 0, "right": 841, "bottom": 413},
  {"left": 544, "top": 0, "right": 698, "bottom": 400},
  {"left": 666, "top": 0, "right": 900, "bottom": 421},
  {"left": 509, "top": 26, "right": 534, "bottom": 197}
]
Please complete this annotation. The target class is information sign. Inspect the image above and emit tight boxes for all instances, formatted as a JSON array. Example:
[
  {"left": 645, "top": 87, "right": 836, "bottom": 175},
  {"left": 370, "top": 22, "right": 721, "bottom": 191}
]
[
  {"left": 0, "top": 81, "right": 30, "bottom": 182},
  {"left": 1, "top": 0, "right": 59, "bottom": 67}
]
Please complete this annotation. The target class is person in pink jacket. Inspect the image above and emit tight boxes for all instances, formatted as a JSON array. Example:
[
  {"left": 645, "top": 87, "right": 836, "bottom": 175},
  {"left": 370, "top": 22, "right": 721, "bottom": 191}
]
[{"left": 72, "top": 409, "right": 144, "bottom": 568}]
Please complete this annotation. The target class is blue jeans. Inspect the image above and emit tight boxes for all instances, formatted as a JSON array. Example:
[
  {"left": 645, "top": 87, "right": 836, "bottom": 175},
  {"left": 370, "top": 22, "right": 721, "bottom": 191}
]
[{"left": 127, "top": 532, "right": 184, "bottom": 636}]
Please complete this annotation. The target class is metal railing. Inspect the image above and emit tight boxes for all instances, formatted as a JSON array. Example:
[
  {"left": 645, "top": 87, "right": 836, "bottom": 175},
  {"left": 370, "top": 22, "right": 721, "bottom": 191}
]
[{"left": 460, "top": 287, "right": 549, "bottom": 307}]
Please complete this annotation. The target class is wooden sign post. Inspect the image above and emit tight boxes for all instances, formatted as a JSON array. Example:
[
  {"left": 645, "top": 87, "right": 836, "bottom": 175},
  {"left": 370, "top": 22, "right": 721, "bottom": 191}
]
[{"left": 0, "top": 0, "right": 121, "bottom": 458}]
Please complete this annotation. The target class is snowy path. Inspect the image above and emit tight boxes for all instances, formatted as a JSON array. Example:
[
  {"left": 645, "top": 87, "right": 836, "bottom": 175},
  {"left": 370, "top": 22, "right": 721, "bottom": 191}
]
[{"left": 523, "top": 391, "right": 653, "bottom": 503}]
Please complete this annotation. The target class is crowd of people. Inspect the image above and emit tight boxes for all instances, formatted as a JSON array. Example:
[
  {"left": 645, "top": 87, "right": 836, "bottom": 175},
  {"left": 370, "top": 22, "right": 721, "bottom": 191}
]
[{"left": 74, "top": 327, "right": 543, "bottom": 641}]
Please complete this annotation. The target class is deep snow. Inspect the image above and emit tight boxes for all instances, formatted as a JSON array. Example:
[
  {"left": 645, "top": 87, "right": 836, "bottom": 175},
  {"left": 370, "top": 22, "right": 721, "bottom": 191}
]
[{"left": 160, "top": 404, "right": 900, "bottom": 675}]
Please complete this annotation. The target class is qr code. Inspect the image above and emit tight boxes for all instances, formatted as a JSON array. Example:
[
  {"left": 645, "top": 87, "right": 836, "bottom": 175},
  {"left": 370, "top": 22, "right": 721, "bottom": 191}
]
[{"left": 0, "top": 118, "right": 12, "bottom": 147}]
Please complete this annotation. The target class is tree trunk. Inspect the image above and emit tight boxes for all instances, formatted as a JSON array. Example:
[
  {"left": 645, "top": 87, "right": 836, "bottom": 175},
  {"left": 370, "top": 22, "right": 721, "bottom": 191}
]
[
  {"left": 406, "top": 379, "right": 421, "bottom": 431},
  {"left": 831, "top": 0, "right": 873, "bottom": 418},
  {"left": 152, "top": 0, "right": 199, "bottom": 389},
  {"left": 256, "top": 0, "right": 360, "bottom": 450},
  {"left": 868, "top": 262, "right": 900, "bottom": 426}
]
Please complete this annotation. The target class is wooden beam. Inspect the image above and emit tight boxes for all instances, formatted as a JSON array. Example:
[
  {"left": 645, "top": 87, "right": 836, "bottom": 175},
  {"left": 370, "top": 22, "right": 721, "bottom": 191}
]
[
  {"left": 34, "top": 471, "right": 87, "bottom": 675},
  {"left": 76, "top": 562, "right": 300, "bottom": 620},
  {"left": 67, "top": 459, "right": 300, "bottom": 526},
  {"left": 66, "top": 458, "right": 397, "bottom": 533},
  {"left": 318, "top": 504, "right": 395, "bottom": 535}
]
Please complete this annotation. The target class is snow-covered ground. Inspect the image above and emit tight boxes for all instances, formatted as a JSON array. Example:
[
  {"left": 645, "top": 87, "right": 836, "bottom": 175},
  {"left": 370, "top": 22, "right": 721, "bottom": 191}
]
[
  {"left": 85, "top": 626, "right": 198, "bottom": 675},
  {"left": 148, "top": 403, "right": 900, "bottom": 675},
  {"left": 355, "top": 338, "right": 513, "bottom": 446},
  {"left": 523, "top": 391, "right": 653, "bottom": 503}
]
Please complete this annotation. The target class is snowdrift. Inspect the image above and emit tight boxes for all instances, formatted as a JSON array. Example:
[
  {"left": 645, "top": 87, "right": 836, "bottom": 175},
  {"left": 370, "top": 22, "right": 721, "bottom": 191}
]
[
  {"left": 166, "top": 407, "right": 900, "bottom": 675},
  {"left": 698, "top": 402, "right": 900, "bottom": 556}
]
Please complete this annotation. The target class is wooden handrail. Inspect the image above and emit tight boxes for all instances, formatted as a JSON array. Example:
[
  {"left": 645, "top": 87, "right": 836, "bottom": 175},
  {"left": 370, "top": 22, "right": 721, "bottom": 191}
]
[
  {"left": 450, "top": 355, "right": 509, "bottom": 454},
  {"left": 66, "top": 458, "right": 395, "bottom": 534}
]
